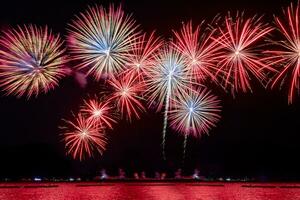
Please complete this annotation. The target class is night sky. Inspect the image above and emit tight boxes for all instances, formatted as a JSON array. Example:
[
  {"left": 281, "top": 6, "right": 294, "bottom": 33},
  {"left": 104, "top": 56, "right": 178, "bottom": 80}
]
[{"left": 0, "top": 0, "right": 299, "bottom": 180}]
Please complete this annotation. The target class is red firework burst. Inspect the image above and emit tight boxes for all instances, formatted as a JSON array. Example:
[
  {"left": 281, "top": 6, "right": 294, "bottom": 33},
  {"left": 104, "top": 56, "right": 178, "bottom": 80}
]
[
  {"left": 108, "top": 74, "right": 145, "bottom": 121},
  {"left": 62, "top": 113, "right": 107, "bottom": 161},
  {"left": 265, "top": 2, "right": 300, "bottom": 104},
  {"left": 213, "top": 13, "right": 274, "bottom": 94},
  {"left": 123, "top": 31, "right": 163, "bottom": 81},
  {"left": 81, "top": 98, "right": 117, "bottom": 129},
  {"left": 172, "top": 21, "right": 221, "bottom": 82}
]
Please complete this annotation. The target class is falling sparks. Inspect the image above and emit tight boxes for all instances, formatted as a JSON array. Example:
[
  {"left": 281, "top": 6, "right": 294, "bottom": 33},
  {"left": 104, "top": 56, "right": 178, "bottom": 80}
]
[{"left": 145, "top": 45, "right": 192, "bottom": 159}]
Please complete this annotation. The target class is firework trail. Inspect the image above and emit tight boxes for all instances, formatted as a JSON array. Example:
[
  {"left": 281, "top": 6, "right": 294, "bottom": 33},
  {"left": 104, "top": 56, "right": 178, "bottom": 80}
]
[
  {"left": 265, "top": 2, "right": 300, "bottom": 104},
  {"left": 145, "top": 45, "right": 191, "bottom": 159},
  {"left": 68, "top": 4, "right": 140, "bottom": 80},
  {"left": 123, "top": 31, "right": 163, "bottom": 81},
  {"left": 108, "top": 74, "right": 145, "bottom": 121},
  {"left": 61, "top": 113, "right": 107, "bottom": 161},
  {"left": 172, "top": 21, "right": 221, "bottom": 82},
  {"left": 0, "top": 25, "right": 68, "bottom": 98},
  {"left": 169, "top": 87, "right": 221, "bottom": 160},
  {"left": 81, "top": 97, "right": 117, "bottom": 129},
  {"left": 213, "top": 13, "right": 274, "bottom": 95}
]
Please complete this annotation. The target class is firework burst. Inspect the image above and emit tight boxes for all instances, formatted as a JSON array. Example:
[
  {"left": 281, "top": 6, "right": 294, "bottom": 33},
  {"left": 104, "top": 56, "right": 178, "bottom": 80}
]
[
  {"left": 123, "top": 31, "right": 163, "bottom": 81},
  {"left": 0, "top": 25, "right": 68, "bottom": 98},
  {"left": 62, "top": 113, "right": 107, "bottom": 161},
  {"left": 265, "top": 2, "right": 300, "bottom": 104},
  {"left": 169, "top": 88, "right": 221, "bottom": 138},
  {"left": 169, "top": 87, "right": 221, "bottom": 161},
  {"left": 213, "top": 13, "right": 274, "bottom": 94},
  {"left": 145, "top": 45, "right": 191, "bottom": 159},
  {"left": 68, "top": 5, "right": 140, "bottom": 80},
  {"left": 146, "top": 45, "right": 191, "bottom": 111},
  {"left": 172, "top": 21, "right": 221, "bottom": 82},
  {"left": 81, "top": 98, "right": 117, "bottom": 129},
  {"left": 108, "top": 74, "right": 145, "bottom": 121}
]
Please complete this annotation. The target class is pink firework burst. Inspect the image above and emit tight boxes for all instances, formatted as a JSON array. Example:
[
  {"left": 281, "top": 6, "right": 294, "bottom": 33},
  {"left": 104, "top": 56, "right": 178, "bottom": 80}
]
[
  {"left": 0, "top": 25, "right": 68, "bottom": 98},
  {"left": 108, "top": 74, "right": 145, "bottom": 121},
  {"left": 169, "top": 87, "right": 221, "bottom": 138},
  {"left": 62, "top": 113, "right": 107, "bottom": 161},
  {"left": 265, "top": 2, "right": 300, "bottom": 104},
  {"left": 213, "top": 13, "right": 274, "bottom": 94},
  {"left": 81, "top": 98, "right": 117, "bottom": 129},
  {"left": 68, "top": 4, "right": 140, "bottom": 80},
  {"left": 172, "top": 21, "right": 221, "bottom": 82},
  {"left": 123, "top": 31, "right": 163, "bottom": 81}
]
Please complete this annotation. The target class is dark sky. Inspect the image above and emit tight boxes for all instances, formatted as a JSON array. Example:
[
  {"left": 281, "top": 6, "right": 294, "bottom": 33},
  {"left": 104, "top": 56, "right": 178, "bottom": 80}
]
[{"left": 0, "top": 0, "right": 299, "bottom": 180}]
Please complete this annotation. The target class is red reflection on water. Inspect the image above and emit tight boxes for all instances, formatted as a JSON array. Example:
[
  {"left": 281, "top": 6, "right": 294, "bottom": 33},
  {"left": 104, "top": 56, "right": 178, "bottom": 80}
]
[{"left": 0, "top": 183, "right": 300, "bottom": 200}]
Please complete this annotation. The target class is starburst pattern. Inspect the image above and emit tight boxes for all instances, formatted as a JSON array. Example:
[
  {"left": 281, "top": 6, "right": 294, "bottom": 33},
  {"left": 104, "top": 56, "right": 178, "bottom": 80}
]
[
  {"left": 213, "top": 14, "right": 274, "bottom": 94},
  {"left": 68, "top": 5, "right": 140, "bottom": 80},
  {"left": 108, "top": 75, "right": 145, "bottom": 121},
  {"left": 172, "top": 21, "right": 221, "bottom": 82},
  {"left": 169, "top": 88, "right": 221, "bottom": 138},
  {"left": 0, "top": 25, "right": 68, "bottom": 98},
  {"left": 62, "top": 113, "right": 107, "bottom": 161},
  {"left": 265, "top": 2, "right": 300, "bottom": 104},
  {"left": 123, "top": 31, "right": 163, "bottom": 81},
  {"left": 81, "top": 98, "right": 117, "bottom": 129},
  {"left": 145, "top": 45, "right": 191, "bottom": 111}
]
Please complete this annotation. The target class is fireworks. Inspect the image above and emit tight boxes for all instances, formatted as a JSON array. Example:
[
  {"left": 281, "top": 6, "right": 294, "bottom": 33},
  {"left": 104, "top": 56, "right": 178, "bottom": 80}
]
[
  {"left": 169, "top": 88, "right": 221, "bottom": 138},
  {"left": 68, "top": 5, "right": 140, "bottom": 80},
  {"left": 108, "top": 75, "right": 145, "bottom": 121},
  {"left": 213, "top": 14, "right": 274, "bottom": 94},
  {"left": 172, "top": 21, "right": 221, "bottom": 82},
  {"left": 7, "top": 1, "right": 298, "bottom": 163},
  {"left": 146, "top": 45, "right": 191, "bottom": 111},
  {"left": 62, "top": 113, "right": 107, "bottom": 161},
  {"left": 0, "top": 25, "right": 68, "bottom": 98},
  {"left": 265, "top": 2, "right": 300, "bottom": 104},
  {"left": 145, "top": 45, "right": 191, "bottom": 159},
  {"left": 123, "top": 31, "right": 163, "bottom": 81},
  {"left": 81, "top": 98, "right": 117, "bottom": 129}
]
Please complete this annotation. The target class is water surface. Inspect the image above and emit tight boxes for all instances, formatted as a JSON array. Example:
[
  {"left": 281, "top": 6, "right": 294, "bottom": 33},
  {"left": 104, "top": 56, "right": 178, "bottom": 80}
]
[{"left": 0, "top": 182, "right": 299, "bottom": 200}]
